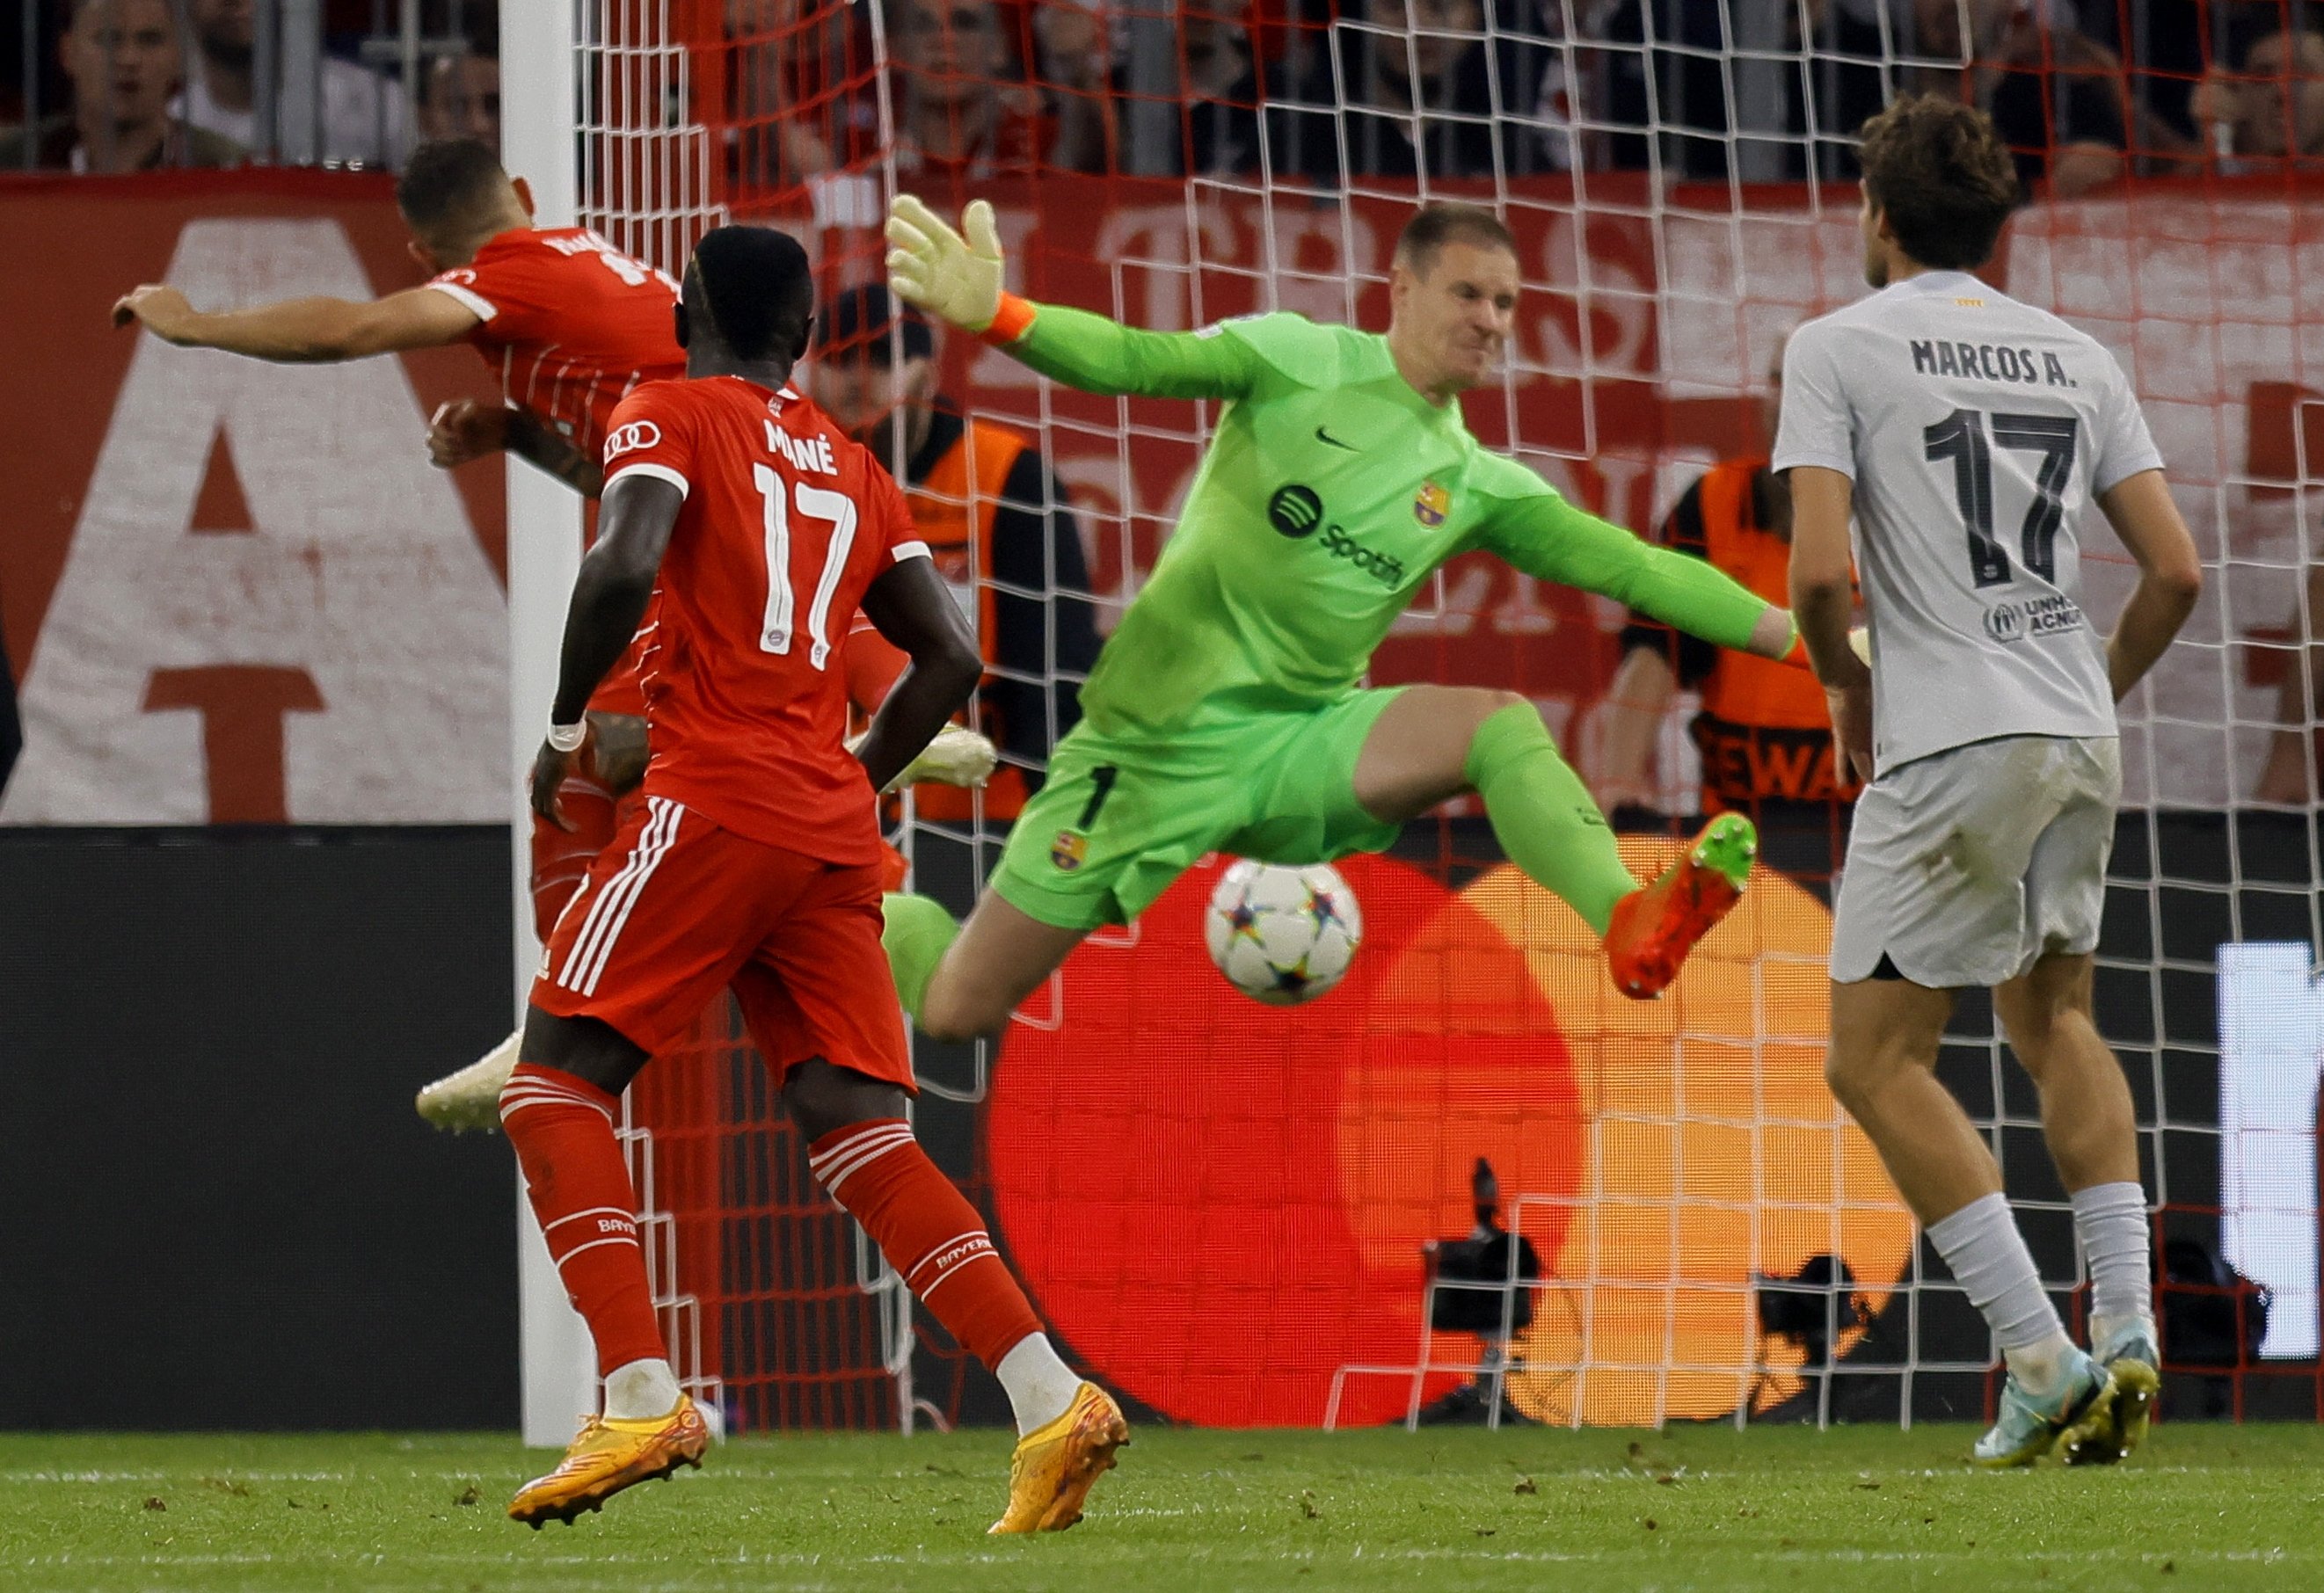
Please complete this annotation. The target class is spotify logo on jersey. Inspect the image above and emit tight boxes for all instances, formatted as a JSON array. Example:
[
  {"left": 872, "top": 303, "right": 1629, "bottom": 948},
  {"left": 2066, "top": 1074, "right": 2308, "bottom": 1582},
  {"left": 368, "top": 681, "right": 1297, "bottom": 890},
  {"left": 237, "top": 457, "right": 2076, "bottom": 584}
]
[
  {"left": 1268, "top": 484, "right": 1324, "bottom": 538},
  {"left": 1266, "top": 484, "right": 1403, "bottom": 586}
]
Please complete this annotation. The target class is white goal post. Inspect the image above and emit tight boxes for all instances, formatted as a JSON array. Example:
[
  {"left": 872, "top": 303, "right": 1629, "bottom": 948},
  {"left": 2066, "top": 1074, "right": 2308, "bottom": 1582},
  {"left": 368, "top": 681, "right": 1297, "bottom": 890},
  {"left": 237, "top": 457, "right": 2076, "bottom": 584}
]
[{"left": 500, "top": 0, "right": 596, "bottom": 1450}]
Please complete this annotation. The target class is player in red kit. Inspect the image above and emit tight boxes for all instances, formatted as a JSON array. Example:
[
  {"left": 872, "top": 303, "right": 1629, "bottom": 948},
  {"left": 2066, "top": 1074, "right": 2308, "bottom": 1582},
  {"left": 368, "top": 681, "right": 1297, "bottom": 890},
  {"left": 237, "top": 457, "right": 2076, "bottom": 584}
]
[
  {"left": 113, "top": 140, "right": 988, "bottom": 1125},
  {"left": 111, "top": 135, "right": 676, "bottom": 1080},
  {"left": 502, "top": 226, "right": 1126, "bottom": 1532},
  {"left": 114, "top": 137, "right": 678, "bottom": 496}
]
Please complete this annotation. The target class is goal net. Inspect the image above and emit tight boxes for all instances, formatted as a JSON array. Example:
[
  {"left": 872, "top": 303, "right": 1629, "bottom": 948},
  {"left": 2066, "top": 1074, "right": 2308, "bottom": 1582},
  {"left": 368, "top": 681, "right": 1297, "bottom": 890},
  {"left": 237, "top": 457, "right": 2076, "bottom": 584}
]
[{"left": 535, "top": 0, "right": 2324, "bottom": 1431}]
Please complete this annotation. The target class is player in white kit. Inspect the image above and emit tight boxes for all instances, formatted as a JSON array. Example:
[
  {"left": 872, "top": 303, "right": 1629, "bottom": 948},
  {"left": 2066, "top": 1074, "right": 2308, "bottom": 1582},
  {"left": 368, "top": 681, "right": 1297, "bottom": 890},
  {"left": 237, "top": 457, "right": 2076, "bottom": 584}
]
[{"left": 1778, "top": 96, "right": 2204, "bottom": 1466}]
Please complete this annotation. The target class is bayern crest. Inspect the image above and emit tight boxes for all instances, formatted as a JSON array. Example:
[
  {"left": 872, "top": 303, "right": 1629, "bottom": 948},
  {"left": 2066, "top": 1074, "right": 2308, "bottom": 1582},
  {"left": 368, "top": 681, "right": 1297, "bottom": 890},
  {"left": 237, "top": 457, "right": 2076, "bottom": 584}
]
[{"left": 1413, "top": 478, "right": 1449, "bottom": 527}]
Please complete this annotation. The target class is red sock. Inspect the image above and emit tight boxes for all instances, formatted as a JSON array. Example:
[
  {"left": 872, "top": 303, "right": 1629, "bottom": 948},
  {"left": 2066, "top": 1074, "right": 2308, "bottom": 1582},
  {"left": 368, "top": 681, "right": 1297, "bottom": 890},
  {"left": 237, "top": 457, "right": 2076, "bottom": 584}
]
[
  {"left": 807, "top": 1119, "right": 1041, "bottom": 1370},
  {"left": 500, "top": 1063, "right": 665, "bottom": 1378}
]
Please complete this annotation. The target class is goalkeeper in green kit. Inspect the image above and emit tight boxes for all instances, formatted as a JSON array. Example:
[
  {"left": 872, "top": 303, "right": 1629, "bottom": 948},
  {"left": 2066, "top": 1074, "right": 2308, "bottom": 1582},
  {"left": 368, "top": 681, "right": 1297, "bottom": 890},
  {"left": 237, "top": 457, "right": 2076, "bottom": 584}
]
[{"left": 880, "top": 195, "right": 1802, "bottom": 1035}]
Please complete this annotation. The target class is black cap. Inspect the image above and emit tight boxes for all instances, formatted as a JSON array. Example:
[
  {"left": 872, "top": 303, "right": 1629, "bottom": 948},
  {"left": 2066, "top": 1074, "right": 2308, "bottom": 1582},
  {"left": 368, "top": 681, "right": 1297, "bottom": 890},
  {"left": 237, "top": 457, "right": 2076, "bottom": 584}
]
[{"left": 816, "top": 282, "right": 935, "bottom": 365}]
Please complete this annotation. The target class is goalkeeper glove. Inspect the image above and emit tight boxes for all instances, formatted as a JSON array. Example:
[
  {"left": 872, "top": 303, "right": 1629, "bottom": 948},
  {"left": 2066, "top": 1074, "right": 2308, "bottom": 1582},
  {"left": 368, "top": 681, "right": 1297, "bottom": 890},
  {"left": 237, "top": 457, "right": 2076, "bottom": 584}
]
[
  {"left": 885, "top": 194, "right": 1005, "bottom": 334},
  {"left": 848, "top": 723, "right": 1001, "bottom": 793},
  {"left": 1776, "top": 617, "right": 1873, "bottom": 671},
  {"left": 892, "top": 724, "right": 1000, "bottom": 792}
]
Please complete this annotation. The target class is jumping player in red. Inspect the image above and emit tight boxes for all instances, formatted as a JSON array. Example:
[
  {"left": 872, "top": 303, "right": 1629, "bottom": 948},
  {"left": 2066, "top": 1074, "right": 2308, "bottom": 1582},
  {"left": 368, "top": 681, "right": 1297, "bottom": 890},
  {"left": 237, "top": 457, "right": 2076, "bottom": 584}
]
[
  {"left": 113, "top": 140, "right": 987, "bottom": 1127},
  {"left": 112, "top": 136, "right": 681, "bottom": 1097},
  {"left": 114, "top": 137, "right": 677, "bottom": 498},
  {"left": 504, "top": 226, "right": 1126, "bottom": 1532}
]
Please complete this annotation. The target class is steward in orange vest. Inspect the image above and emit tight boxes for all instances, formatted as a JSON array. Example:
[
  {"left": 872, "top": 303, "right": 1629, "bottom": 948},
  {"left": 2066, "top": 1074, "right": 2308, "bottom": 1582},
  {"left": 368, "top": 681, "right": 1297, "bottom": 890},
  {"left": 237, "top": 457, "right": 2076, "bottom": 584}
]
[
  {"left": 812, "top": 286, "right": 1101, "bottom": 820},
  {"left": 1606, "top": 456, "right": 1864, "bottom": 821}
]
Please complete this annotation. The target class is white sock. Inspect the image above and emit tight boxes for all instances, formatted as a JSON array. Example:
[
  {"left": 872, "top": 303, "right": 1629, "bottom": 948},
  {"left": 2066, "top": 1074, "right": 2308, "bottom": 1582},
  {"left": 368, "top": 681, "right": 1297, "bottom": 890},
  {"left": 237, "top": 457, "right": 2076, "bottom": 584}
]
[
  {"left": 2071, "top": 1181, "right": 2154, "bottom": 1347},
  {"left": 995, "top": 1333, "right": 1080, "bottom": 1436},
  {"left": 1927, "top": 1192, "right": 2075, "bottom": 1396},
  {"left": 601, "top": 1357, "right": 681, "bottom": 1421}
]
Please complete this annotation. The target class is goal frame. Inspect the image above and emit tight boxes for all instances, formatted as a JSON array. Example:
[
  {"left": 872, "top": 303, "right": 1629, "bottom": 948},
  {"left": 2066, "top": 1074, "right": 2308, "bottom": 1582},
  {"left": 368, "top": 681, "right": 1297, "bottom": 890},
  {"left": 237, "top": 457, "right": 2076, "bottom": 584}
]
[{"left": 501, "top": 0, "right": 596, "bottom": 1450}]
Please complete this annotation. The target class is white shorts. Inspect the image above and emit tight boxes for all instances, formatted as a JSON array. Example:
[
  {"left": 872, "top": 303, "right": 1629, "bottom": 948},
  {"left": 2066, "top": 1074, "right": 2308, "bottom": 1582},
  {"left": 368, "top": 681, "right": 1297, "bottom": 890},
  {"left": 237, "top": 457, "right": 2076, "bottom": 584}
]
[{"left": 1831, "top": 735, "right": 2121, "bottom": 988}]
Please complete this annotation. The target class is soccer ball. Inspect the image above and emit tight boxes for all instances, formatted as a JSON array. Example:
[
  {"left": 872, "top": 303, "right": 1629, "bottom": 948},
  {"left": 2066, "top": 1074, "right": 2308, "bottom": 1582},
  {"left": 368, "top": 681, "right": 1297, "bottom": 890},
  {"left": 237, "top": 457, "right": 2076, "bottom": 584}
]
[{"left": 1204, "top": 860, "right": 1363, "bottom": 1006}]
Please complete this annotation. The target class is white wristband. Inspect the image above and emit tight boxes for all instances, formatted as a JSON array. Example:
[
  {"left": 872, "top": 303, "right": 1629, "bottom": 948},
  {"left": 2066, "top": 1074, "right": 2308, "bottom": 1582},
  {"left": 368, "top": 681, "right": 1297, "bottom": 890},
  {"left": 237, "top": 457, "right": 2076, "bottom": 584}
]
[{"left": 546, "top": 721, "right": 587, "bottom": 753}]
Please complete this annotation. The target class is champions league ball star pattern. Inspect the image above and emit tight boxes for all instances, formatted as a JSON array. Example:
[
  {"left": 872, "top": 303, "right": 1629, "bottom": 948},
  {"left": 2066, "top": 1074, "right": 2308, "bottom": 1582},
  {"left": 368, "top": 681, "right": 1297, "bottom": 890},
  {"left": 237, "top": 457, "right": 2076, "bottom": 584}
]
[{"left": 1205, "top": 860, "right": 1364, "bottom": 1006}]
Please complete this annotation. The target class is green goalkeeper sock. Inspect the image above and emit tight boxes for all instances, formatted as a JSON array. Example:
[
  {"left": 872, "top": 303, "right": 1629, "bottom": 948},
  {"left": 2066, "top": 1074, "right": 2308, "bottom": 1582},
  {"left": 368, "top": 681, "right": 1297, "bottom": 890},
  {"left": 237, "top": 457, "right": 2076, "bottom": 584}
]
[
  {"left": 881, "top": 892, "right": 960, "bottom": 1022},
  {"left": 1465, "top": 702, "right": 1638, "bottom": 937}
]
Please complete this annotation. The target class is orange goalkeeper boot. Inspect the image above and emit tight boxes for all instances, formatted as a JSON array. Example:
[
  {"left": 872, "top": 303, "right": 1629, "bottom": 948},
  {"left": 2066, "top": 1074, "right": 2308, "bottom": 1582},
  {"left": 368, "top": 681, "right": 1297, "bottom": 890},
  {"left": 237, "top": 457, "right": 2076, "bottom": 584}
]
[
  {"left": 1603, "top": 813, "right": 1757, "bottom": 1000},
  {"left": 988, "top": 1381, "right": 1128, "bottom": 1534},
  {"left": 508, "top": 1395, "right": 710, "bottom": 1527}
]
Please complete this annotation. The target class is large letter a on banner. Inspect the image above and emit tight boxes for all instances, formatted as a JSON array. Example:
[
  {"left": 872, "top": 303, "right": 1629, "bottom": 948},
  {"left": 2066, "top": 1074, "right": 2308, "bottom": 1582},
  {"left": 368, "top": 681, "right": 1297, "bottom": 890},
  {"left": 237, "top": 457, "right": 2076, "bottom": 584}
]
[{"left": 1, "top": 218, "right": 507, "bottom": 824}]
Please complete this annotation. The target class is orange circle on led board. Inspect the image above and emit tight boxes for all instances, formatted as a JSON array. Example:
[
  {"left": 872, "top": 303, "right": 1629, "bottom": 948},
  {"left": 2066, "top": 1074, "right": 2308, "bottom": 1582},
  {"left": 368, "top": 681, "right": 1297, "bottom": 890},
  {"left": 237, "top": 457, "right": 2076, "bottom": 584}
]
[
  {"left": 1461, "top": 839, "right": 1913, "bottom": 1426},
  {"left": 983, "top": 842, "right": 1913, "bottom": 1429},
  {"left": 986, "top": 855, "right": 1570, "bottom": 1429}
]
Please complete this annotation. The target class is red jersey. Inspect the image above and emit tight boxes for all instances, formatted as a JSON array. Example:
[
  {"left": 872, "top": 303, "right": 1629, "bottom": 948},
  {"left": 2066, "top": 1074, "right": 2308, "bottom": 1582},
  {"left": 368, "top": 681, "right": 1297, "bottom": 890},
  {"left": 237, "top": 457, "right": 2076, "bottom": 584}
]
[
  {"left": 426, "top": 226, "right": 685, "bottom": 458},
  {"left": 428, "top": 226, "right": 685, "bottom": 718},
  {"left": 601, "top": 376, "right": 929, "bottom": 864}
]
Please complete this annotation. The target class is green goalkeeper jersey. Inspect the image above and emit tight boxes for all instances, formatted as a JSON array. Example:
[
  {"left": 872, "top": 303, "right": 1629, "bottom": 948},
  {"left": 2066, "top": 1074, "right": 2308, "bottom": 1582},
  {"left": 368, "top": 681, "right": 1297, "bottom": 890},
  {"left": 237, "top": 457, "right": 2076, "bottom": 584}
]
[{"left": 1003, "top": 305, "right": 1771, "bottom": 741}]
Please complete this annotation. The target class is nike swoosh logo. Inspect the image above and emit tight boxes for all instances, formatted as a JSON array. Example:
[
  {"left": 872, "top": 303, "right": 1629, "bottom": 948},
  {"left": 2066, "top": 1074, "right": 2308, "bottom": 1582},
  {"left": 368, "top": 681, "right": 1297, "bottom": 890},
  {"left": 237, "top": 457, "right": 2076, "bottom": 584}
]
[{"left": 1315, "top": 426, "right": 1359, "bottom": 451}]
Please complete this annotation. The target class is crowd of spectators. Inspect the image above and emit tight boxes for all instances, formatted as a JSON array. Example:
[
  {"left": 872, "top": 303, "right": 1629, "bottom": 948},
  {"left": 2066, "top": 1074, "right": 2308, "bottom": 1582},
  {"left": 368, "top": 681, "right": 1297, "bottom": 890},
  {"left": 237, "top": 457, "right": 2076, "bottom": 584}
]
[
  {"left": 1, "top": 0, "right": 244, "bottom": 171},
  {"left": 4, "top": 0, "right": 492, "bottom": 171},
  {"left": 2193, "top": 21, "right": 2324, "bottom": 167},
  {"left": 700, "top": 0, "right": 2324, "bottom": 198},
  {"left": 7, "top": 2, "right": 2323, "bottom": 194}
]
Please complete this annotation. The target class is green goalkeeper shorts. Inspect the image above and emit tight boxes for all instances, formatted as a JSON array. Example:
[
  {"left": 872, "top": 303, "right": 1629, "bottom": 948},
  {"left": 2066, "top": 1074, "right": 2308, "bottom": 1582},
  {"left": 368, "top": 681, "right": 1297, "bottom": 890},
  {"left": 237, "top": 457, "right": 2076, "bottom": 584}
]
[{"left": 989, "top": 688, "right": 1406, "bottom": 930}]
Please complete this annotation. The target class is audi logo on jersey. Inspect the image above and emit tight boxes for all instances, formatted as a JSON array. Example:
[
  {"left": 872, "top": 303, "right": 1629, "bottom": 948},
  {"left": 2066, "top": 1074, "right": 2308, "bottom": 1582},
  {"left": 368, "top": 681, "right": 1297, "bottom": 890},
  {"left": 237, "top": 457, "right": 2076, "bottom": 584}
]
[{"left": 604, "top": 420, "right": 661, "bottom": 460}]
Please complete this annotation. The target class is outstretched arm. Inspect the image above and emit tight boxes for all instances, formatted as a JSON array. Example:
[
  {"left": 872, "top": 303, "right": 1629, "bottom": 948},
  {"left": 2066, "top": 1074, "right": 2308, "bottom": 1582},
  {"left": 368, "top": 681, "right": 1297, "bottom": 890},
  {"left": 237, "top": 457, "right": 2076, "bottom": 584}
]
[
  {"left": 113, "top": 283, "right": 480, "bottom": 362},
  {"left": 998, "top": 302, "right": 1269, "bottom": 401},
  {"left": 884, "top": 194, "right": 1264, "bottom": 401},
  {"left": 530, "top": 473, "right": 681, "bottom": 828},
  {"left": 1485, "top": 490, "right": 1793, "bottom": 658}
]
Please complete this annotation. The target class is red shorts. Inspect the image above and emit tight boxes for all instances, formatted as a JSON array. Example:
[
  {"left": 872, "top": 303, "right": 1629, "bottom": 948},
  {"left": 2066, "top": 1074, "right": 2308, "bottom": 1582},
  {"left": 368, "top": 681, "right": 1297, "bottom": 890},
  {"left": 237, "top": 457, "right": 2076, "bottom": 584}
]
[
  {"left": 531, "top": 796, "right": 914, "bottom": 1090},
  {"left": 530, "top": 775, "right": 643, "bottom": 941}
]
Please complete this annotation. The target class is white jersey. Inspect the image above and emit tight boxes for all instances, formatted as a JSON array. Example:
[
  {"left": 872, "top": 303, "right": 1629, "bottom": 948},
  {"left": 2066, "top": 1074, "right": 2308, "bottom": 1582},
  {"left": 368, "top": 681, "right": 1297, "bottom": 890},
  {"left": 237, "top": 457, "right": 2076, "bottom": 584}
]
[{"left": 1773, "top": 269, "right": 2163, "bottom": 776}]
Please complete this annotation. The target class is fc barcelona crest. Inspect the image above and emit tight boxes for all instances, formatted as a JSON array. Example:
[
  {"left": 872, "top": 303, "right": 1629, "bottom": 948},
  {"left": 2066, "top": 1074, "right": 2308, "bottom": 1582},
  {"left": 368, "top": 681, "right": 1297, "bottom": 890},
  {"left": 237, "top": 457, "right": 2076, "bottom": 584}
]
[
  {"left": 1413, "top": 479, "right": 1449, "bottom": 527},
  {"left": 1051, "top": 830, "right": 1089, "bottom": 872}
]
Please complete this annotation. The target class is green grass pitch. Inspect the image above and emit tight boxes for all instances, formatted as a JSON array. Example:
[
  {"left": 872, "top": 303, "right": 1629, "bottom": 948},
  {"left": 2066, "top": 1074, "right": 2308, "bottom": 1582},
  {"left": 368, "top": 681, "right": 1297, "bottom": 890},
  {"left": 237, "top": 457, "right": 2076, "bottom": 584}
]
[{"left": 4, "top": 1423, "right": 2320, "bottom": 1592}]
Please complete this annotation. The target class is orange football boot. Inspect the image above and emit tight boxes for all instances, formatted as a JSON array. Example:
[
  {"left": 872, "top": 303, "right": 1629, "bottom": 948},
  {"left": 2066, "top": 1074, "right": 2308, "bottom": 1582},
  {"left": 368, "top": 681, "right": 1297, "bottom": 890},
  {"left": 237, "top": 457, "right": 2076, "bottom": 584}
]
[
  {"left": 507, "top": 1395, "right": 710, "bottom": 1527},
  {"left": 988, "top": 1381, "right": 1128, "bottom": 1534},
  {"left": 1603, "top": 813, "right": 1757, "bottom": 1000}
]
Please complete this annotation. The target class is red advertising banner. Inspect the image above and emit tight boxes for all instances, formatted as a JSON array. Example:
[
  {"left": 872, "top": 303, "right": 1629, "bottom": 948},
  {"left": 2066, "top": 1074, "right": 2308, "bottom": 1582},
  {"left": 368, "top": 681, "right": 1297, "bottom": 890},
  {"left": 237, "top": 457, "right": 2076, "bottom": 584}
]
[
  {"left": 0, "top": 171, "right": 506, "bottom": 825},
  {"left": 2, "top": 171, "right": 2310, "bottom": 823}
]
